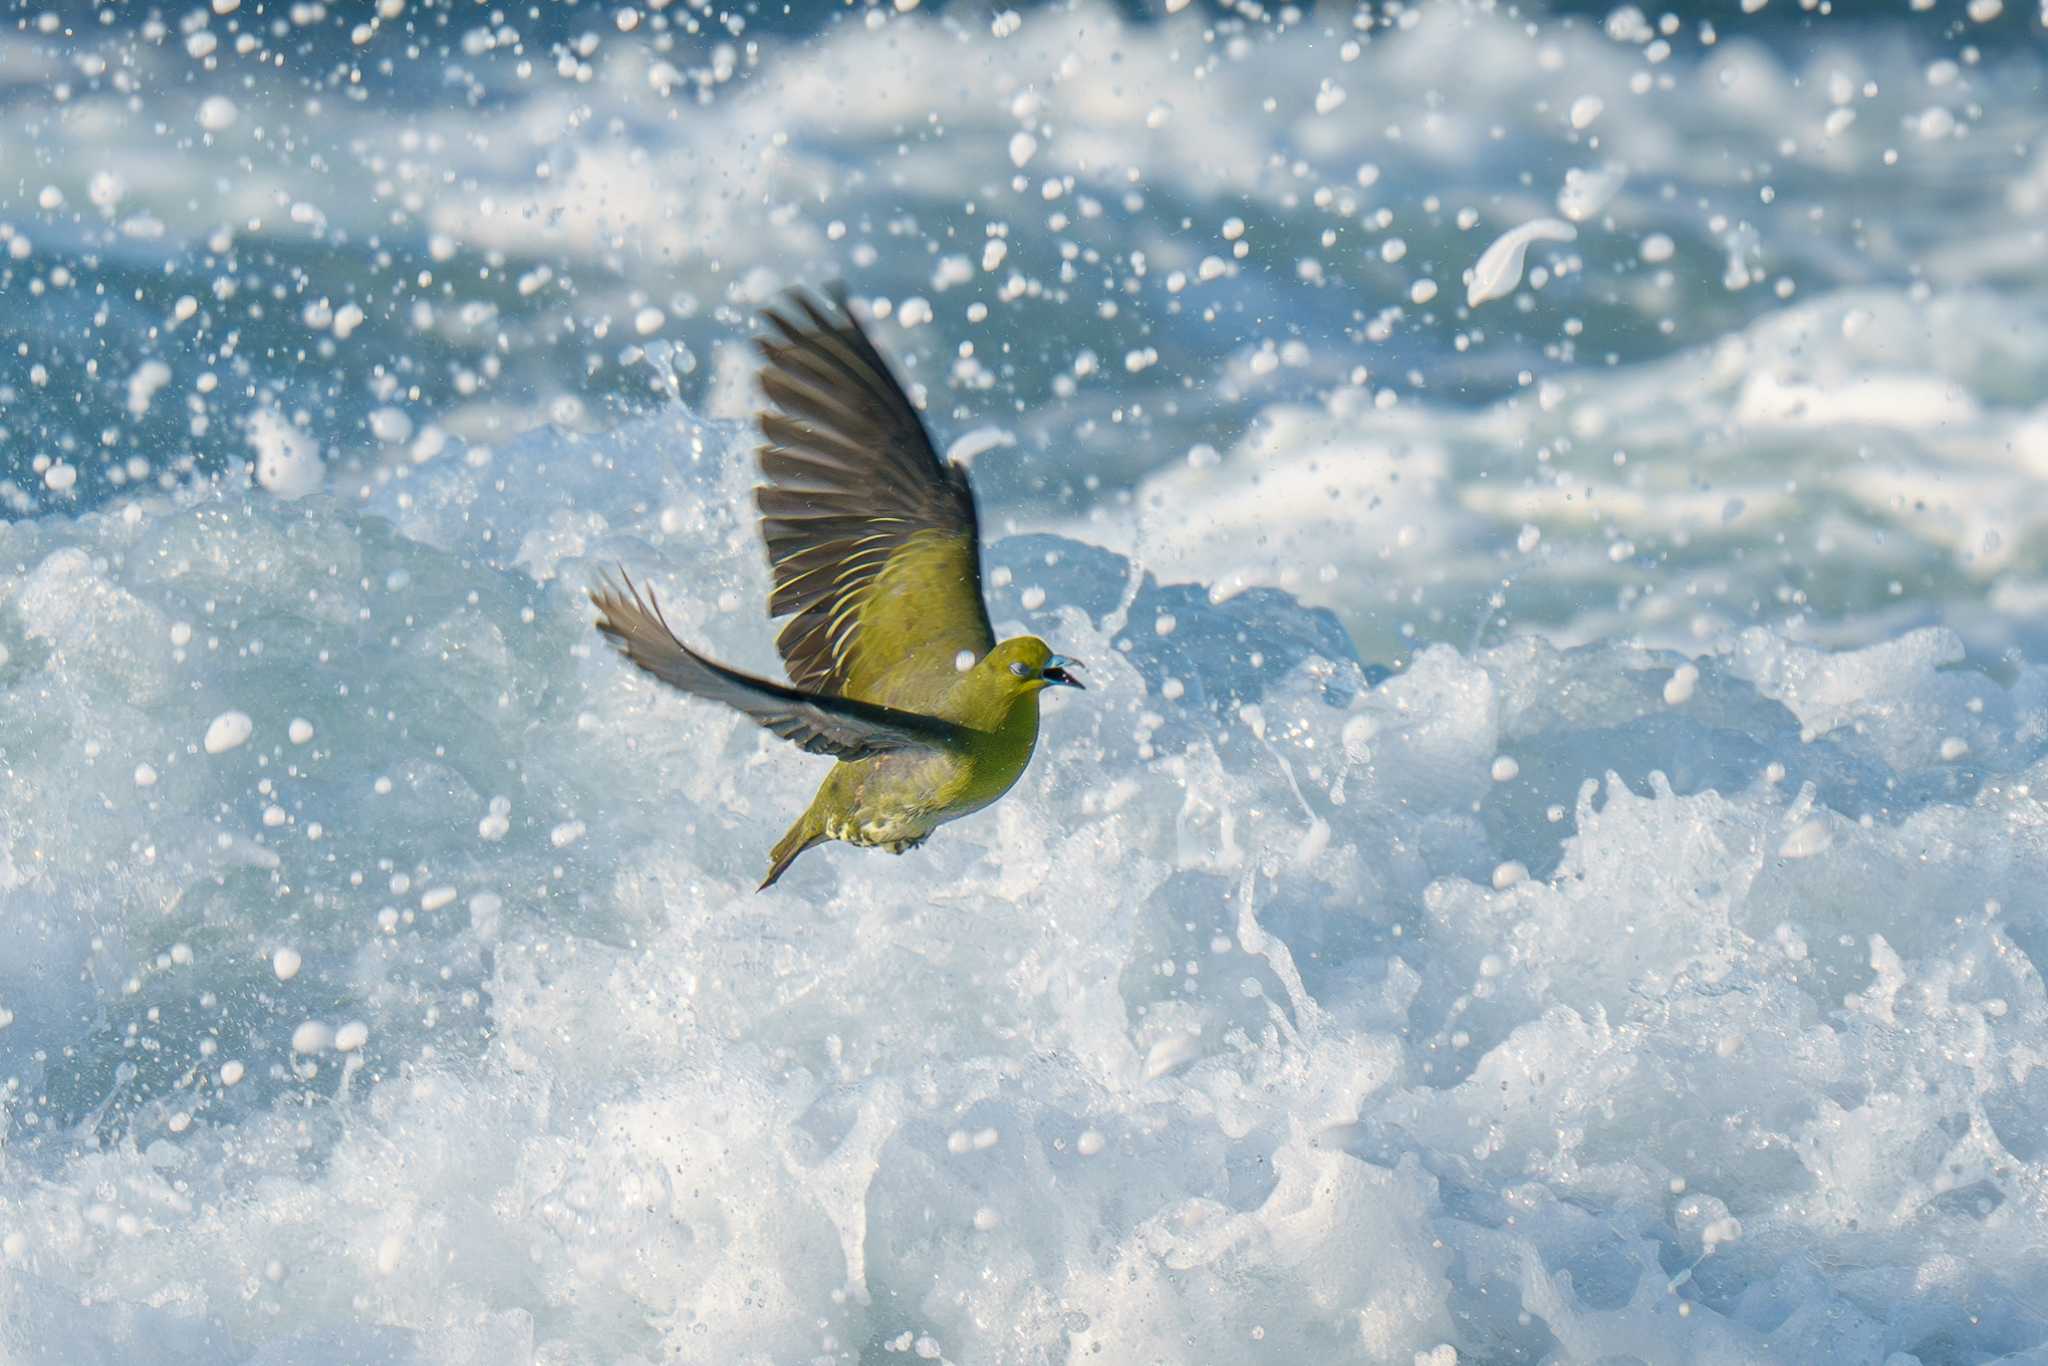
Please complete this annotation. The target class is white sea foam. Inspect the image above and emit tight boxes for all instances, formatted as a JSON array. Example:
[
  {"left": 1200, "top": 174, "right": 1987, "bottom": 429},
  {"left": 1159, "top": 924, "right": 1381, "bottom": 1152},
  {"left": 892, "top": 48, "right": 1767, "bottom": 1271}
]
[
  {"left": 1123, "top": 286, "right": 2048, "bottom": 660},
  {"left": 2, "top": 404, "right": 2046, "bottom": 1363}
]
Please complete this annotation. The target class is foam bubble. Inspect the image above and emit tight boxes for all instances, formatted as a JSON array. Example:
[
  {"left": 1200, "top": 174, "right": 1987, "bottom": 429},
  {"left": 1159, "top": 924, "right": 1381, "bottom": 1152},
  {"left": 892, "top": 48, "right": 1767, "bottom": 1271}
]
[
  {"left": 1465, "top": 217, "right": 1577, "bottom": 306},
  {"left": 203, "top": 710, "right": 253, "bottom": 753},
  {"left": 246, "top": 408, "right": 322, "bottom": 499}
]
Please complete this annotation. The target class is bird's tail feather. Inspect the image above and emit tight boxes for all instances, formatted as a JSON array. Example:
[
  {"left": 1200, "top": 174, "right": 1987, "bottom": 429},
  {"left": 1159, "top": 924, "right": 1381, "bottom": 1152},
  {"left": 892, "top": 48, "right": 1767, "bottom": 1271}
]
[{"left": 760, "top": 819, "right": 826, "bottom": 891}]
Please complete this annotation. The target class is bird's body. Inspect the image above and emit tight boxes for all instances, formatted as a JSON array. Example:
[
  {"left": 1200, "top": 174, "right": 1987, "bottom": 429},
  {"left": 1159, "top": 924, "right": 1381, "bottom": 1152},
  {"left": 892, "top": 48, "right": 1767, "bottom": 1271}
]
[
  {"left": 590, "top": 289, "right": 1083, "bottom": 889},
  {"left": 762, "top": 636, "right": 1053, "bottom": 884}
]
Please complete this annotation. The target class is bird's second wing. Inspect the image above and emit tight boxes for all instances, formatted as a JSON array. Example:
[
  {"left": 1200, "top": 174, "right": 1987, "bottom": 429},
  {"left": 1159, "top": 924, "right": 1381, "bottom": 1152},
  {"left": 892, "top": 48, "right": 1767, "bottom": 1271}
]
[
  {"left": 754, "top": 287, "right": 996, "bottom": 704},
  {"left": 590, "top": 572, "right": 966, "bottom": 761}
]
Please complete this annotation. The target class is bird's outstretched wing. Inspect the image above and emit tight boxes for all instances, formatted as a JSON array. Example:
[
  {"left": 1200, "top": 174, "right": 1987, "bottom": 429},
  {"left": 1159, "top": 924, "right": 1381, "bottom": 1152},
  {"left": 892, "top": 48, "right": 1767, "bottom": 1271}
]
[
  {"left": 754, "top": 287, "right": 995, "bottom": 704},
  {"left": 590, "top": 572, "right": 966, "bottom": 761}
]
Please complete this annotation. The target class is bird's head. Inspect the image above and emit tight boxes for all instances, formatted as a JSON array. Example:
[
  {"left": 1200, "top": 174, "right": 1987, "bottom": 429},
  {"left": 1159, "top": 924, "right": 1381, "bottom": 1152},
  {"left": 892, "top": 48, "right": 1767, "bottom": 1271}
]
[{"left": 981, "top": 636, "right": 1086, "bottom": 694}]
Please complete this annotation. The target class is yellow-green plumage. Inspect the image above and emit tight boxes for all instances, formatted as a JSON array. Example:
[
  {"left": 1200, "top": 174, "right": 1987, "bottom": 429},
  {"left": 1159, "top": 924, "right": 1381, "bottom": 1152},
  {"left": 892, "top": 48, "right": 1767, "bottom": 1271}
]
[
  {"left": 589, "top": 288, "right": 1084, "bottom": 890},
  {"left": 763, "top": 636, "right": 1059, "bottom": 888}
]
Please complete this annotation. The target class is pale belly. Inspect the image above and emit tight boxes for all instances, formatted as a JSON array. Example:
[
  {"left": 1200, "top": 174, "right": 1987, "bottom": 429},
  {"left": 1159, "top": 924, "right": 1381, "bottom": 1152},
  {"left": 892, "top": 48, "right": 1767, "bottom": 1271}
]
[
  {"left": 821, "top": 812, "right": 934, "bottom": 855},
  {"left": 816, "top": 745, "right": 1023, "bottom": 853}
]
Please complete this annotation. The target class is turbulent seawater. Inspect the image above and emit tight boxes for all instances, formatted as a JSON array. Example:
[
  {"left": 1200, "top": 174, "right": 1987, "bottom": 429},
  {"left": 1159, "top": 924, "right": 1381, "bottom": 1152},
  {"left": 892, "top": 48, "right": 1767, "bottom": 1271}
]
[{"left": 5, "top": 2, "right": 2048, "bottom": 1362}]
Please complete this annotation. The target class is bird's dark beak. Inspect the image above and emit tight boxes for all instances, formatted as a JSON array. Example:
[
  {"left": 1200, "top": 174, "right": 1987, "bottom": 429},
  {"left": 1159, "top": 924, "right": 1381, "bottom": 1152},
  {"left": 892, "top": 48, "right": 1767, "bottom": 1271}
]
[{"left": 1043, "top": 656, "right": 1085, "bottom": 689}]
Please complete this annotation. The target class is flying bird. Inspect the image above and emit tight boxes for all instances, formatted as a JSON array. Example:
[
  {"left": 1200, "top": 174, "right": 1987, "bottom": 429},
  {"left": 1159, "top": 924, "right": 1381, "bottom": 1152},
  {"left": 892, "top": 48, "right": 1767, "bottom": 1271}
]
[{"left": 591, "top": 288, "right": 1085, "bottom": 889}]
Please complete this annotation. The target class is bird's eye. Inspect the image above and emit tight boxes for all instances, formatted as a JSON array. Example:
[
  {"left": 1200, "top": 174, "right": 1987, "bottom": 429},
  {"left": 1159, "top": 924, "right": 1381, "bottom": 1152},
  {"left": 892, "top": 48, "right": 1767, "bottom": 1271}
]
[{"left": 1009, "top": 661, "right": 1031, "bottom": 678}]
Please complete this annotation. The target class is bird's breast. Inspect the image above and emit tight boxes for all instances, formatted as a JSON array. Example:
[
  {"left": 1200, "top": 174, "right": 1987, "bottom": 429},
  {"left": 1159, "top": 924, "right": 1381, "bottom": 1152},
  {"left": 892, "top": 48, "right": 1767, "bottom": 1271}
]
[
  {"left": 948, "top": 692, "right": 1041, "bottom": 814},
  {"left": 827, "top": 691, "right": 1041, "bottom": 831}
]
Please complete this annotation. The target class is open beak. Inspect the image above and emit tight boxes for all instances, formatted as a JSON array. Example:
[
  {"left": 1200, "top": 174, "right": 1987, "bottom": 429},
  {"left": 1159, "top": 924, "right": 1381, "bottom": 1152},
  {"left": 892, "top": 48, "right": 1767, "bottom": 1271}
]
[{"left": 1042, "top": 656, "right": 1086, "bottom": 689}]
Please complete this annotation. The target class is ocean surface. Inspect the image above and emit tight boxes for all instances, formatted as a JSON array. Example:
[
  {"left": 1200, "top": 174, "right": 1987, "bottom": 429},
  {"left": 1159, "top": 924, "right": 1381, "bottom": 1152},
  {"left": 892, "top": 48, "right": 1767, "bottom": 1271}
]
[{"left": 4, "top": 1, "right": 2048, "bottom": 1361}]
